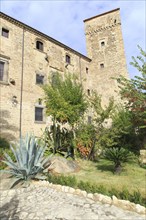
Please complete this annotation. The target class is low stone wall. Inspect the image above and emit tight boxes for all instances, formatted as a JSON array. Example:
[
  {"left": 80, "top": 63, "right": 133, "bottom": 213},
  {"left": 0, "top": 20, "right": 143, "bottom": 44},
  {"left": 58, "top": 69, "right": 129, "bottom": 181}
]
[
  {"left": 140, "top": 150, "right": 146, "bottom": 164},
  {"left": 33, "top": 180, "right": 146, "bottom": 215}
]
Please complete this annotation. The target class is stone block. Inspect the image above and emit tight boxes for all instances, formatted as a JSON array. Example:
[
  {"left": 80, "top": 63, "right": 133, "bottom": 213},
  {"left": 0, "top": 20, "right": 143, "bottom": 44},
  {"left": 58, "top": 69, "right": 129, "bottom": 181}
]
[
  {"left": 135, "top": 204, "right": 146, "bottom": 215},
  {"left": 87, "top": 193, "right": 94, "bottom": 200}
]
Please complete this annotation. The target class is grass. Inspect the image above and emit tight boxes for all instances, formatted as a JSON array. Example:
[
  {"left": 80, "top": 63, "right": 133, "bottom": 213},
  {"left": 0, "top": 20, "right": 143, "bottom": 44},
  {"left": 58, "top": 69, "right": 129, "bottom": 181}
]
[{"left": 69, "top": 159, "right": 146, "bottom": 196}]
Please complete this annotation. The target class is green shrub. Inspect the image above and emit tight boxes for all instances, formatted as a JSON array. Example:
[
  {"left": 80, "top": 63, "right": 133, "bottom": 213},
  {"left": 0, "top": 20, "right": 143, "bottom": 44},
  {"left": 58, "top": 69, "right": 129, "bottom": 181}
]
[
  {"left": 119, "top": 188, "right": 130, "bottom": 200},
  {"left": 109, "top": 187, "right": 120, "bottom": 198},
  {"left": 0, "top": 137, "right": 9, "bottom": 149},
  {"left": 48, "top": 174, "right": 77, "bottom": 187},
  {"left": 0, "top": 137, "right": 16, "bottom": 170},
  {"left": 78, "top": 181, "right": 95, "bottom": 193},
  {"left": 103, "top": 147, "right": 135, "bottom": 174},
  {"left": 0, "top": 148, "right": 16, "bottom": 170},
  {"left": 47, "top": 173, "right": 146, "bottom": 207},
  {"left": 130, "top": 190, "right": 144, "bottom": 205},
  {"left": 139, "top": 163, "right": 146, "bottom": 169}
]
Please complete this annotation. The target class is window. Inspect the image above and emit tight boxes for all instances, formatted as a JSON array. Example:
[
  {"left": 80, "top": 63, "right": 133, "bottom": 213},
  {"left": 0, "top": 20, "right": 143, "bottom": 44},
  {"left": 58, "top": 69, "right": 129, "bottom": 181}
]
[
  {"left": 36, "top": 74, "right": 44, "bottom": 84},
  {"left": 35, "top": 107, "right": 43, "bottom": 121},
  {"left": 100, "top": 63, "right": 104, "bottom": 68},
  {"left": 86, "top": 67, "right": 88, "bottom": 74},
  {"left": 87, "top": 89, "right": 90, "bottom": 96},
  {"left": 36, "top": 41, "right": 43, "bottom": 51},
  {"left": 2, "top": 28, "right": 9, "bottom": 38},
  {"left": 88, "top": 116, "right": 92, "bottom": 124},
  {"left": 66, "top": 55, "right": 71, "bottom": 64},
  {"left": 0, "top": 61, "right": 4, "bottom": 81},
  {"left": 101, "top": 41, "right": 105, "bottom": 47},
  {"left": 0, "top": 57, "right": 9, "bottom": 83}
]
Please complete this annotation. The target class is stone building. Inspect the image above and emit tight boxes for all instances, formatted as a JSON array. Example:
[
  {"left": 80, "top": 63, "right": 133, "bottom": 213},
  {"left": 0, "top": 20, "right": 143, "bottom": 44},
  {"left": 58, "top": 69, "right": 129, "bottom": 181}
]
[{"left": 0, "top": 8, "right": 128, "bottom": 141}]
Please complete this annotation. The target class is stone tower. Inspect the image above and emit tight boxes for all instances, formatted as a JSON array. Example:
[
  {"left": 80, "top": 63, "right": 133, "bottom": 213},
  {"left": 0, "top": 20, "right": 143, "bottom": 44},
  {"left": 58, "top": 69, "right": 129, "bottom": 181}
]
[{"left": 84, "top": 8, "right": 128, "bottom": 106}]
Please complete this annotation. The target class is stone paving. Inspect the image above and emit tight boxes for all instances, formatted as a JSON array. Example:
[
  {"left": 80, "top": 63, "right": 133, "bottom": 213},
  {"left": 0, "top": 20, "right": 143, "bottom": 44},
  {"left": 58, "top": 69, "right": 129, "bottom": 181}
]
[{"left": 0, "top": 184, "right": 145, "bottom": 220}]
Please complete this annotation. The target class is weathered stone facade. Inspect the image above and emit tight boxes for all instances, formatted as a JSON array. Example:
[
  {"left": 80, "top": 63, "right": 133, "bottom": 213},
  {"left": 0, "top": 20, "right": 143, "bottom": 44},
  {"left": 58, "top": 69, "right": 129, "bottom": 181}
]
[{"left": 0, "top": 8, "right": 128, "bottom": 140}]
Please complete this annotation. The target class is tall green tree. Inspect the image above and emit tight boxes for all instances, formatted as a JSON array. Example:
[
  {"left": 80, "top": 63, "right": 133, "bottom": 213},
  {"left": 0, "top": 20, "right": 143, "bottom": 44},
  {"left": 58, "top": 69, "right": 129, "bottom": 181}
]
[
  {"left": 87, "top": 92, "right": 114, "bottom": 160},
  {"left": 117, "top": 46, "right": 146, "bottom": 146},
  {"left": 43, "top": 72, "right": 87, "bottom": 155},
  {"left": 117, "top": 46, "right": 146, "bottom": 129}
]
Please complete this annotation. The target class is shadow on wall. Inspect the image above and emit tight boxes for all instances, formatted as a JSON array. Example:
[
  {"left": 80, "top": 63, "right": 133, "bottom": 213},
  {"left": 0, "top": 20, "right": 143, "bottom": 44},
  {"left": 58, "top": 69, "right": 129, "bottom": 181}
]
[
  {"left": 0, "top": 109, "right": 19, "bottom": 141},
  {"left": 0, "top": 195, "right": 20, "bottom": 220}
]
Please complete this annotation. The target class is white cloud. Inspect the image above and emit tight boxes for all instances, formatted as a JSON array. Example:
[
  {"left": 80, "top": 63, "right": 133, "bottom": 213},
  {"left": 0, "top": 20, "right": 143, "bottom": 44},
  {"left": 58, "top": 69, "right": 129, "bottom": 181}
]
[{"left": 1, "top": 0, "right": 145, "bottom": 78}]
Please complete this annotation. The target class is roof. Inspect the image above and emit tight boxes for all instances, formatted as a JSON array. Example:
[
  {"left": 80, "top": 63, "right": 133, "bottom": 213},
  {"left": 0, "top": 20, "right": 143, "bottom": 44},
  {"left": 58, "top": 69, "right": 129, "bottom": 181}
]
[
  {"left": 0, "top": 12, "right": 91, "bottom": 62},
  {"left": 84, "top": 8, "right": 120, "bottom": 22}
]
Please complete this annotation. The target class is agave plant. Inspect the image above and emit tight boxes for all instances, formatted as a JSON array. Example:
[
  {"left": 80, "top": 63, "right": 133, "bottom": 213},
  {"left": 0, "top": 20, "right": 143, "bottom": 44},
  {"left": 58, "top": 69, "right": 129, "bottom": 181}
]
[
  {"left": 2, "top": 134, "right": 51, "bottom": 188},
  {"left": 103, "top": 147, "right": 135, "bottom": 174}
]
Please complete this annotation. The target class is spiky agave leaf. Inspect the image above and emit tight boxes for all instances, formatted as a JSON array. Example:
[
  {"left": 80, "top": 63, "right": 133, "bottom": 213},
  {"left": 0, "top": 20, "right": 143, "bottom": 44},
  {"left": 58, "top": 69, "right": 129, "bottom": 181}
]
[
  {"left": 2, "top": 153, "right": 18, "bottom": 170},
  {"left": 10, "top": 178, "right": 24, "bottom": 189},
  {"left": 10, "top": 144, "right": 23, "bottom": 168},
  {"left": 34, "top": 145, "right": 47, "bottom": 165},
  {"left": 2, "top": 134, "right": 52, "bottom": 188},
  {"left": 41, "top": 156, "right": 51, "bottom": 169}
]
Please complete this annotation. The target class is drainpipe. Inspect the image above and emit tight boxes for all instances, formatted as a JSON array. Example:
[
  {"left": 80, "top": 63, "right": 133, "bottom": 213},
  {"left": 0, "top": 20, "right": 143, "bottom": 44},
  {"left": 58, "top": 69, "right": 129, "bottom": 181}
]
[
  {"left": 19, "top": 28, "right": 25, "bottom": 139},
  {"left": 79, "top": 56, "right": 82, "bottom": 83}
]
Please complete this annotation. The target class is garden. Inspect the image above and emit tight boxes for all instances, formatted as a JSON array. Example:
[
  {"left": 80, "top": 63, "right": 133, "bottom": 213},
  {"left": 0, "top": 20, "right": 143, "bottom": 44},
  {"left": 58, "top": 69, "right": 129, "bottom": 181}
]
[{"left": 0, "top": 46, "right": 146, "bottom": 207}]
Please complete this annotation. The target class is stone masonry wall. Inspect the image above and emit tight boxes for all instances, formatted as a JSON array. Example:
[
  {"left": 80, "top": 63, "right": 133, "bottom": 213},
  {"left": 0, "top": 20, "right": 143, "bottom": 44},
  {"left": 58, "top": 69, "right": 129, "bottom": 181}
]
[
  {"left": 0, "top": 9, "right": 128, "bottom": 141},
  {"left": 0, "top": 14, "right": 90, "bottom": 140},
  {"left": 84, "top": 9, "right": 128, "bottom": 106}
]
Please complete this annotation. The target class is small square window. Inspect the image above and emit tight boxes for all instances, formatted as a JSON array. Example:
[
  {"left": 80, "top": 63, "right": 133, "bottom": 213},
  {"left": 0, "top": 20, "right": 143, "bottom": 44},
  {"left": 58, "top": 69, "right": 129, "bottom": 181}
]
[
  {"left": 36, "top": 74, "right": 44, "bottom": 84},
  {"left": 66, "top": 55, "right": 71, "bottom": 64},
  {"left": 100, "top": 63, "right": 104, "bottom": 68},
  {"left": 86, "top": 67, "right": 88, "bottom": 74},
  {"left": 2, "top": 28, "right": 9, "bottom": 38},
  {"left": 36, "top": 41, "right": 43, "bottom": 51},
  {"left": 101, "top": 41, "right": 105, "bottom": 47},
  {"left": 35, "top": 107, "right": 43, "bottom": 121}
]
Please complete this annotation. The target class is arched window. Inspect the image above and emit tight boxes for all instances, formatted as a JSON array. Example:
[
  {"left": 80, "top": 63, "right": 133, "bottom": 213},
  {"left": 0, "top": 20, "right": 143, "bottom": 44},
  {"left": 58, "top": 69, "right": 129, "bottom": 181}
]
[
  {"left": 36, "top": 40, "right": 43, "bottom": 51},
  {"left": 66, "top": 54, "right": 71, "bottom": 64}
]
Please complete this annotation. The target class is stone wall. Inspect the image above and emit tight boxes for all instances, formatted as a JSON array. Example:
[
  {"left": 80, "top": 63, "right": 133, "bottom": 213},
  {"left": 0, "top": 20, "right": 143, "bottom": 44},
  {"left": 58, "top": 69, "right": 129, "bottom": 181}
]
[
  {"left": 84, "top": 8, "right": 128, "bottom": 106},
  {"left": 0, "top": 9, "right": 128, "bottom": 140}
]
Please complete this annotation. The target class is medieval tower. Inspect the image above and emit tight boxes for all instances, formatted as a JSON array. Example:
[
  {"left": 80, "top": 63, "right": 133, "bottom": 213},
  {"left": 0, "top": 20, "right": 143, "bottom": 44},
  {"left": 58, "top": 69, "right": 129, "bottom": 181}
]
[
  {"left": 84, "top": 8, "right": 128, "bottom": 105},
  {"left": 0, "top": 8, "right": 128, "bottom": 140}
]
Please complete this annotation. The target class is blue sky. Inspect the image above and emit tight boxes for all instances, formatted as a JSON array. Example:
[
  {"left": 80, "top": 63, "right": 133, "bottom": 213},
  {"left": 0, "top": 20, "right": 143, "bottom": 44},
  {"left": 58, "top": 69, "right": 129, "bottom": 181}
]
[{"left": 1, "top": 0, "right": 145, "bottom": 78}]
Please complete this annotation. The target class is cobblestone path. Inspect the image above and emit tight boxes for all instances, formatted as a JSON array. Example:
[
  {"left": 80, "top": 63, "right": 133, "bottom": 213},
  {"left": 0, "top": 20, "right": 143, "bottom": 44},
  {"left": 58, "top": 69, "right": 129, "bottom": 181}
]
[{"left": 0, "top": 184, "right": 145, "bottom": 220}]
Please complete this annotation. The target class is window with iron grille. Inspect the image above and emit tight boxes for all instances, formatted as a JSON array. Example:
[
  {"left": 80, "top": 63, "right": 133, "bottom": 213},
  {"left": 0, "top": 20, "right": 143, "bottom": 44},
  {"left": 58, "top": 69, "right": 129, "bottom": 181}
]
[
  {"left": 0, "top": 61, "right": 4, "bottom": 81},
  {"left": 35, "top": 107, "right": 43, "bottom": 121},
  {"left": 36, "top": 41, "right": 43, "bottom": 51},
  {"left": 66, "top": 55, "right": 71, "bottom": 64},
  {"left": 36, "top": 74, "right": 44, "bottom": 84},
  {"left": 2, "top": 28, "right": 9, "bottom": 38}
]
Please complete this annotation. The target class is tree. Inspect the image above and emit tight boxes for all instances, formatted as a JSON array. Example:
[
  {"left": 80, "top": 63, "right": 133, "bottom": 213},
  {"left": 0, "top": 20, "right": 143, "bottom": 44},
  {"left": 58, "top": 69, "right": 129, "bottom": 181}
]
[
  {"left": 99, "top": 107, "right": 139, "bottom": 153},
  {"left": 43, "top": 72, "right": 87, "bottom": 156},
  {"left": 117, "top": 46, "right": 146, "bottom": 131},
  {"left": 103, "top": 147, "right": 134, "bottom": 174},
  {"left": 87, "top": 92, "right": 114, "bottom": 160}
]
